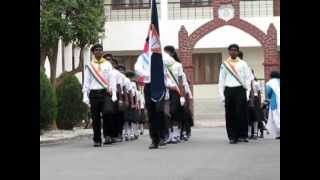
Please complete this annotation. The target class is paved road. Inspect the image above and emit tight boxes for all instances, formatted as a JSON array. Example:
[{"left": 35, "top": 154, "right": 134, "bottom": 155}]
[{"left": 40, "top": 127, "right": 280, "bottom": 180}]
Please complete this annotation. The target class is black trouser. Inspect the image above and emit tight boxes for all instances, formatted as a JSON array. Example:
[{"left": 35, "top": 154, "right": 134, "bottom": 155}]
[
  {"left": 113, "top": 102, "right": 125, "bottom": 137},
  {"left": 144, "top": 83, "right": 165, "bottom": 145},
  {"left": 89, "top": 89, "right": 114, "bottom": 143},
  {"left": 224, "top": 86, "right": 248, "bottom": 141}
]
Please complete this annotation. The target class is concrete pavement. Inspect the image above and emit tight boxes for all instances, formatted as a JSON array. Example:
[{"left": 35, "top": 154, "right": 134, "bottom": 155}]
[{"left": 40, "top": 127, "right": 280, "bottom": 180}]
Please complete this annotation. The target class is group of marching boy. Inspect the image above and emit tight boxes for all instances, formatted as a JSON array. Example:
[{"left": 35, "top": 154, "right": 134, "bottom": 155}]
[
  {"left": 82, "top": 44, "right": 146, "bottom": 147},
  {"left": 83, "top": 44, "right": 194, "bottom": 149}
]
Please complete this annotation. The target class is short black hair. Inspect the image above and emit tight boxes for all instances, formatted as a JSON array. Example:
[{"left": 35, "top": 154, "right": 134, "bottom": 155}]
[
  {"left": 270, "top": 71, "right": 280, "bottom": 79},
  {"left": 117, "top": 64, "right": 126, "bottom": 71},
  {"left": 164, "top": 45, "right": 180, "bottom": 62},
  {"left": 91, "top": 44, "right": 103, "bottom": 52},
  {"left": 112, "top": 58, "right": 119, "bottom": 65},
  {"left": 103, "top": 53, "right": 113, "bottom": 58},
  {"left": 228, "top": 44, "right": 240, "bottom": 51},
  {"left": 125, "top": 71, "right": 136, "bottom": 78}
]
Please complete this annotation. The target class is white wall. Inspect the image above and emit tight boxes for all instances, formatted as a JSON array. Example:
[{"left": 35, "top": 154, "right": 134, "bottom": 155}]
[
  {"left": 103, "top": 16, "right": 280, "bottom": 52},
  {"left": 44, "top": 39, "right": 90, "bottom": 84}
]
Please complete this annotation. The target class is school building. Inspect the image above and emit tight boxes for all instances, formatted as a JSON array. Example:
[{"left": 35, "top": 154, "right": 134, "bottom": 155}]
[{"left": 45, "top": 0, "right": 280, "bottom": 101}]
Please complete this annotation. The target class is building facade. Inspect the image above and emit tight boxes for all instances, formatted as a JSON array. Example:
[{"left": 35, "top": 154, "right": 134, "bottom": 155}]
[{"left": 45, "top": 0, "right": 280, "bottom": 100}]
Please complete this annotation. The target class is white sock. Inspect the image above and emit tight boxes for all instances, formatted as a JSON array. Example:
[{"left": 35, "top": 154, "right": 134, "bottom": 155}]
[
  {"left": 173, "top": 126, "right": 178, "bottom": 139},
  {"left": 177, "top": 128, "right": 181, "bottom": 139}
]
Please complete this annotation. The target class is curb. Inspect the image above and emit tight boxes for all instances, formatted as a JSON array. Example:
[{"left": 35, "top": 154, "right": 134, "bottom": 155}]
[{"left": 40, "top": 133, "right": 93, "bottom": 146}]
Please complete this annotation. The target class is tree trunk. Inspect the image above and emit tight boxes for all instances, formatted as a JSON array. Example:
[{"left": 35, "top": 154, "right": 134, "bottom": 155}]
[
  {"left": 40, "top": 48, "right": 47, "bottom": 68},
  {"left": 48, "top": 45, "right": 59, "bottom": 88},
  {"left": 47, "top": 43, "right": 59, "bottom": 130}
]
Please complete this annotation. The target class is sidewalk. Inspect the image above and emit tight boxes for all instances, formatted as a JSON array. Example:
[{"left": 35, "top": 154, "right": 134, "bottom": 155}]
[{"left": 40, "top": 128, "right": 93, "bottom": 145}]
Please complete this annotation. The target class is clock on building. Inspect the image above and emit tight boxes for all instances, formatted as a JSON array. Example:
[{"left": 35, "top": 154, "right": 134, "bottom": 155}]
[{"left": 218, "top": 4, "right": 235, "bottom": 21}]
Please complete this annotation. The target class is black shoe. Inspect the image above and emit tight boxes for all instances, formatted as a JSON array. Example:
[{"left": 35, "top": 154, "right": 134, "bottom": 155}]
[
  {"left": 275, "top": 137, "right": 280, "bottom": 140},
  {"left": 229, "top": 139, "right": 237, "bottom": 144},
  {"left": 159, "top": 140, "right": 167, "bottom": 146},
  {"left": 93, "top": 142, "right": 102, "bottom": 147},
  {"left": 239, "top": 138, "right": 249, "bottom": 143},
  {"left": 149, "top": 143, "right": 159, "bottom": 149}
]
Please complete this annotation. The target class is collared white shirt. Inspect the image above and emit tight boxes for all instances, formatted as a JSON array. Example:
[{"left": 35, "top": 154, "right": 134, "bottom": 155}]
[
  {"left": 135, "top": 53, "right": 151, "bottom": 83},
  {"left": 82, "top": 59, "right": 113, "bottom": 105},
  {"left": 134, "top": 52, "right": 175, "bottom": 84},
  {"left": 218, "top": 59, "right": 252, "bottom": 102},
  {"left": 109, "top": 68, "right": 125, "bottom": 102}
]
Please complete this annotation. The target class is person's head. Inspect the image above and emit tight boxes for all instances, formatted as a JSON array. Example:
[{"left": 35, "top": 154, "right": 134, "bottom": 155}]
[
  {"left": 238, "top": 51, "right": 243, "bottom": 59},
  {"left": 117, "top": 64, "right": 126, "bottom": 74},
  {"left": 228, "top": 44, "right": 240, "bottom": 59},
  {"left": 103, "top": 54, "right": 118, "bottom": 67},
  {"left": 164, "top": 45, "right": 180, "bottom": 62},
  {"left": 91, "top": 44, "right": 103, "bottom": 60},
  {"left": 270, "top": 71, "right": 280, "bottom": 79},
  {"left": 103, "top": 53, "right": 113, "bottom": 61}
]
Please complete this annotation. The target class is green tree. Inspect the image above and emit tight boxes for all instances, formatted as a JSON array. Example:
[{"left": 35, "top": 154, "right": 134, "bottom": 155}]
[
  {"left": 40, "top": 69, "right": 57, "bottom": 134},
  {"left": 40, "top": 0, "right": 106, "bottom": 88},
  {"left": 56, "top": 0, "right": 106, "bottom": 87}
]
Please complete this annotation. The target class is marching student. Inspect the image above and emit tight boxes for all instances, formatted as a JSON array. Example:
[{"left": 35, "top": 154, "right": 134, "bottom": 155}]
[
  {"left": 82, "top": 44, "right": 115, "bottom": 147},
  {"left": 218, "top": 44, "right": 253, "bottom": 144},
  {"left": 163, "top": 45, "right": 186, "bottom": 144}
]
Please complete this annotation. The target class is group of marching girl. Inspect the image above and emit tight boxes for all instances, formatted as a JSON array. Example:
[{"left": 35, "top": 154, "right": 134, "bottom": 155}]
[{"left": 83, "top": 44, "right": 193, "bottom": 148}]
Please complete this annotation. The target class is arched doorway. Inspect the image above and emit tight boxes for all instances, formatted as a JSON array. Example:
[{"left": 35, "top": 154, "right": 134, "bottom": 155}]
[{"left": 178, "top": 0, "right": 279, "bottom": 117}]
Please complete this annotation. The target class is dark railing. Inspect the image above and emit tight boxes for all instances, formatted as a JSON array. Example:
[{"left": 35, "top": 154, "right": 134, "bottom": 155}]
[
  {"left": 168, "top": 0, "right": 213, "bottom": 20},
  {"left": 240, "top": 0, "right": 274, "bottom": 17},
  {"left": 104, "top": 0, "right": 274, "bottom": 21},
  {"left": 104, "top": 2, "right": 160, "bottom": 22}
]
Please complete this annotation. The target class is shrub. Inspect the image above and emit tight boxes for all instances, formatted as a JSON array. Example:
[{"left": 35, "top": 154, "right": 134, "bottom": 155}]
[
  {"left": 56, "top": 75, "right": 88, "bottom": 130},
  {"left": 40, "top": 69, "right": 57, "bottom": 133}
]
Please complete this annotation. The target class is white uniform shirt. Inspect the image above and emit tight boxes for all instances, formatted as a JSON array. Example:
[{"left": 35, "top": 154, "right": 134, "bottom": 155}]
[
  {"left": 252, "top": 80, "right": 261, "bottom": 96},
  {"left": 169, "top": 62, "right": 184, "bottom": 83},
  {"left": 124, "top": 77, "right": 132, "bottom": 93},
  {"left": 135, "top": 53, "right": 151, "bottom": 83},
  {"left": 130, "top": 81, "right": 138, "bottom": 97},
  {"left": 109, "top": 68, "right": 125, "bottom": 101},
  {"left": 140, "top": 91, "right": 145, "bottom": 109},
  {"left": 134, "top": 52, "right": 176, "bottom": 84},
  {"left": 218, "top": 59, "right": 252, "bottom": 102},
  {"left": 182, "top": 72, "right": 193, "bottom": 99},
  {"left": 82, "top": 59, "right": 113, "bottom": 105}
]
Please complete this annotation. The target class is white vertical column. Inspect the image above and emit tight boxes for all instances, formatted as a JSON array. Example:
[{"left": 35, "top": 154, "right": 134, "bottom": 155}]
[
  {"left": 56, "top": 39, "right": 63, "bottom": 77},
  {"left": 44, "top": 57, "right": 50, "bottom": 78},
  {"left": 160, "top": 0, "right": 168, "bottom": 21},
  {"left": 64, "top": 43, "right": 73, "bottom": 71}
]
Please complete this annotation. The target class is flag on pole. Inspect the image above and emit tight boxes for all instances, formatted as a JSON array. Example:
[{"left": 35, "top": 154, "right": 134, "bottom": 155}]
[{"left": 146, "top": 0, "right": 165, "bottom": 102}]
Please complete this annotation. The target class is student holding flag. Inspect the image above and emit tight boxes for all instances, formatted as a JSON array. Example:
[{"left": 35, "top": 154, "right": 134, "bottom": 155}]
[
  {"left": 218, "top": 44, "right": 253, "bottom": 144},
  {"left": 82, "top": 44, "right": 116, "bottom": 147},
  {"left": 134, "top": 0, "right": 167, "bottom": 149}
]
